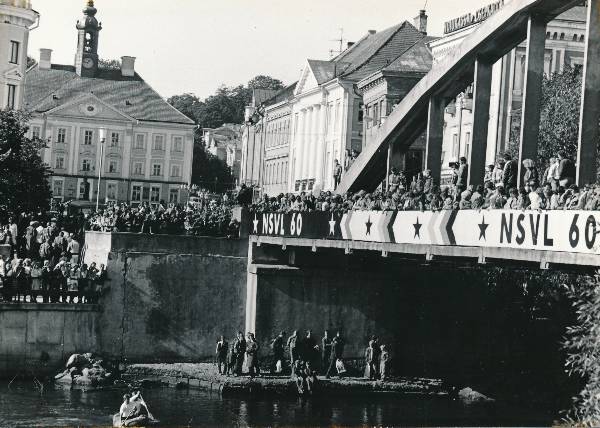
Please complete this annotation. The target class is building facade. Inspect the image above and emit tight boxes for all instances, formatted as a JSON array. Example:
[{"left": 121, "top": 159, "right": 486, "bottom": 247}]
[
  {"left": 430, "top": 2, "right": 587, "bottom": 183},
  {"left": 23, "top": 1, "right": 195, "bottom": 206},
  {"left": 0, "top": 0, "right": 38, "bottom": 110},
  {"left": 204, "top": 124, "right": 243, "bottom": 185}
]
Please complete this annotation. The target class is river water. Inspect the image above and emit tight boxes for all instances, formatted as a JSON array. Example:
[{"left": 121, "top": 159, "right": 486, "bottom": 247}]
[{"left": 0, "top": 381, "right": 558, "bottom": 427}]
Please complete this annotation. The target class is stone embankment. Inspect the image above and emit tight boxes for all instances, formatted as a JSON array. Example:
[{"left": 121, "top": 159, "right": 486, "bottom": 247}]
[{"left": 122, "top": 363, "right": 448, "bottom": 397}]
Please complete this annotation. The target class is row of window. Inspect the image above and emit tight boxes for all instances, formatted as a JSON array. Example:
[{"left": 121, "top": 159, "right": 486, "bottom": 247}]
[
  {"left": 365, "top": 99, "right": 386, "bottom": 129},
  {"left": 31, "top": 126, "right": 186, "bottom": 153},
  {"left": 265, "top": 119, "right": 291, "bottom": 148},
  {"left": 264, "top": 160, "right": 288, "bottom": 186},
  {"left": 546, "top": 31, "right": 585, "bottom": 43},
  {"left": 53, "top": 155, "right": 183, "bottom": 178},
  {"left": 52, "top": 179, "right": 181, "bottom": 204}
]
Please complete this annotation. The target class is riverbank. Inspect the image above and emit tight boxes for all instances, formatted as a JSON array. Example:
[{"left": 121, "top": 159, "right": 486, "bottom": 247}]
[{"left": 122, "top": 363, "right": 449, "bottom": 398}]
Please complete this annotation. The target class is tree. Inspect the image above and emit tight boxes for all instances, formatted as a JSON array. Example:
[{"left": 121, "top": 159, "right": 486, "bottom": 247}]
[
  {"left": 167, "top": 93, "right": 204, "bottom": 123},
  {"left": 191, "top": 141, "right": 234, "bottom": 192},
  {"left": 248, "top": 75, "right": 284, "bottom": 91},
  {"left": 507, "top": 66, "right": 585, "bottom": 169},
  {"left": 0, "top": 110, "right": 51, "bottom": 214}
]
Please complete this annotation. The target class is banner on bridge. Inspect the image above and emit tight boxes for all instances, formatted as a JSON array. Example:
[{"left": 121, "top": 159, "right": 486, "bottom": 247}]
[{"left": 249, "top": 210, "right": 600, "bottom": 255}]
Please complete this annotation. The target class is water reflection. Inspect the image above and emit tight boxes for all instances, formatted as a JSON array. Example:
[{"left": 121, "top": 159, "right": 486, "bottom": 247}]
[{"left": 0, "top": 381, "right": 557, "bottom": 427}]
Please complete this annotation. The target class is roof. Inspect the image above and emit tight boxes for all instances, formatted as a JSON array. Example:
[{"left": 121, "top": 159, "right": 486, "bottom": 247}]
[
  {"left": 264, "top": 82, "right": 298, "bottom": 107},
  {"left": 556, "top": 5, "right": 587, "bottom": 22},
  {"left": 302, "top": 20, "right": 430, "bottom": 88},
  {"left": 382, "top": 39, "right": 433, "bottom": 74},
  {"left": 252, "top": 88, "right": 279, "bottom": 106},
  {"left": 24, "top": 64, "right": 195, "bottom": 125}
]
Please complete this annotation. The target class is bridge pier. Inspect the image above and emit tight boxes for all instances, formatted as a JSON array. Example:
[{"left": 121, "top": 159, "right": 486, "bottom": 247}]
[
  {"left": 576, "top": 0, "right": 600, "bottom": 185},
  {"left": 517, "top": 15, "right": 547, "bottom": 188},
  {"left": 469, "top": 58, "right": 494, "bottom": 186}
]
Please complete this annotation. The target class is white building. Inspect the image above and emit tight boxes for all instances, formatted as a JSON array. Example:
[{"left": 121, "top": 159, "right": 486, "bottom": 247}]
[
  {"left": 23, "top": 1, "right": 195, "bottom": 206},
  {"left": 0, "top": 0, "right": 38, "bottom": 110}
]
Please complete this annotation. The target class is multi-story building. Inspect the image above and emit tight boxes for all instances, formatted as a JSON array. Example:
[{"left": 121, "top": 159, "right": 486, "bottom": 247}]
[
  {"left": 0, "top": 0, "right": 38, "bottom": 110},
  {"left": 23, "top": 1, "right": 195, "bottom": 206},
  {"left": 430, "top": 1, "right": 587, "bottom": 183},
  {"left": 288, "top": 15, "right": 432, "bottom": 193}
]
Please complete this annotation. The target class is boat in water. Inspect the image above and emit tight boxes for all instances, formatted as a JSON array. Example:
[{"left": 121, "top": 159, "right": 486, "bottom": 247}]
[{"left": 112, "top": 413, "right": 159, "bottom": 427}]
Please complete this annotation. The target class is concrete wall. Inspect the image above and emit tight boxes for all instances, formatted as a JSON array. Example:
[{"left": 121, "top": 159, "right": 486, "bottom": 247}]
[
  {"left": 0, "top": 304, "right": 99, "bottom": 378},
  {"left": 87, "top": 232, "right": 249, "bottom": 362}
]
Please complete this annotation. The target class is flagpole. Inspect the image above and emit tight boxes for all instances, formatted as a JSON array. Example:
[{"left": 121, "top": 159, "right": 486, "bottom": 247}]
[{"left": 96, "top": 128, "right": 106, "bottom": 211}]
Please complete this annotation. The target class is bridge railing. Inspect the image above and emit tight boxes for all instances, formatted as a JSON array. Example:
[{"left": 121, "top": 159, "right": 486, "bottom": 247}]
[{"left": 248, "top": 209, "right": 600, "bottom": 258}]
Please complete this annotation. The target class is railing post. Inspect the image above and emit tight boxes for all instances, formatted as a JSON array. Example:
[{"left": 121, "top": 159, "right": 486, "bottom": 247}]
[
  {"left": 576, "top": 0, "right": 600, "bottom": 185},
  {"left": 517, "top": 15, "right": 547, "bottom": 188},
  {"left": 425, "top": 96, "right": 445, "bottom": 185},
  {"left": 469, "top": 58, "right": 494, "bottom": 186}
]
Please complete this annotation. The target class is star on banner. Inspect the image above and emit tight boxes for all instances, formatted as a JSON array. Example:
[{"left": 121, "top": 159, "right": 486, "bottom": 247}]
[
  {"left": 478, "top": 216, "right": 489, "bottom": 241},
  {"left": 253, "top": 215, "right": 259, "bottom": 234},
  {"left": 366, "top": 217, "right": 373, "bottom": 236},
  {"left": 413, "top": 217, "right": 422, "bottom": 239},
  {"left": 329, "top": 214, "right": 336, "bottom": 236}
]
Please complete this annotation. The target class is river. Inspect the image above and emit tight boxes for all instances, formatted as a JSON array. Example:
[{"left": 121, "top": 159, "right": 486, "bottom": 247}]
[{"left": 0, "top": 381, "right": 558, "bottom": 427}]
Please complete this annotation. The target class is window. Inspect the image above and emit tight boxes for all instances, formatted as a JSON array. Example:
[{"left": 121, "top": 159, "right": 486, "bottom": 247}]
[
  {"left": 55, "top": 156, "right": 65, "bottom": 170},
  {"left": 170, "top": 164, "right": 181, "bottom": 177},
  {"left": 365, "top": 106, "right": 372, "bottom": 129},
  {"left": 373, "top": 103, "right": 380, "bottom": 126},
  {"left": 106, "top": 182, "right": 117, "bottom": 201},
  {"left": 169, "top": 188, "right": 179, "bottom": 204},
  {"left": 152, "top": 164, "right": 162, "bottom": 177},
  {"left": 79, "top": 180, "right": 91, "bottom": 200},
  {"left": 464, "top": 132, "right": 471, "bottom": 160},
  {"left": 379, "top": 100, "right": 385, "bottom": 121},
  {"left": 131, "top": 185, "right": 142, "bottom": 202},
  {"left": 108, "top": 160, "right": 118, "bottom": 173},
  {"left": 150, "top": 186, "right": 160, "bottom": 203},
  {"left": 133, "top": 162, "right": 144, "bottom": 175},
  {"left": 81, "top": 159, "right": 91, "bottom": 172},
  {"left": 110, "top": 132, "right": 120, "bottom": 147},
  {"left": 83, "top": 130, "right": 93, "bottom": 145},
  {"left": 6, "top": 84, "right": 16, "bottom": 109},
  {"left": 9, "top": 41, "right": 19, "bottom": 64},
  {"left": 172, "top": 136, "right": 183, "bottom": 152},
  {"left": 53, "top": 180, "right": 63, "bottom": 197},
  {"left": 57, "top": 128, "right": 67, "bottom": 143},
  {"left": 452, "top": 134, "right": 459, "bottom": 158},
  {"left": 153, "top": 135, "right": 165, "bottom": 151},
  {"left": 134, "top": 134, "right": 145, "bottom": 149},
  {"left": 31, "top": 126, "right": 40, "bottom": 139}
]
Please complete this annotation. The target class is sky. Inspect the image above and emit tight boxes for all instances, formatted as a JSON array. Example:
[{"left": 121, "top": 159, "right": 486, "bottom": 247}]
[{"left": 28, "top": 0, "right": 495, "bottom": 100}]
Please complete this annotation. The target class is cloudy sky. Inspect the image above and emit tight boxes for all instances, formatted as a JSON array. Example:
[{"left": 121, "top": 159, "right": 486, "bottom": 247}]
[{"left": 28, "top": 0, "right": 496, "bottom": 99}]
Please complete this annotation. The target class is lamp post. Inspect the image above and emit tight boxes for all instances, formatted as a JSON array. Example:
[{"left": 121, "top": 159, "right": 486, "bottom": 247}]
[{"left": 96, "top": 128, "right": 106, "bottom": 211}]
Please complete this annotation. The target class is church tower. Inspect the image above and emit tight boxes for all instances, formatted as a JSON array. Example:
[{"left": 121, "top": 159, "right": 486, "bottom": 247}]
[
  {"left": 75, "top": 0, "right": 102, "bottom": 78},
  {"left": 0, "top": 0, "right": 39, "bottom": 109}
]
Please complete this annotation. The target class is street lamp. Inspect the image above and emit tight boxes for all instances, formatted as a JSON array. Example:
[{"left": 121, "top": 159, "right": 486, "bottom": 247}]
[{"left": 96, "top": 127, "right": 106, "bottom": 211}]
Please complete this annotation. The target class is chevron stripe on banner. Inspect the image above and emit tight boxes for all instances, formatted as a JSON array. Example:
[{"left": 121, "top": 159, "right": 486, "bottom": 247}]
[{"left": 348, "top": 211, "right": 393, "bottom": 243}]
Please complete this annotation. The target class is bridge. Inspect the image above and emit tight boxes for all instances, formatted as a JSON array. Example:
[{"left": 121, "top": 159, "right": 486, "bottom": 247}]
[{"left": 337, "top": 0, "right": 599, "bottom": 192}]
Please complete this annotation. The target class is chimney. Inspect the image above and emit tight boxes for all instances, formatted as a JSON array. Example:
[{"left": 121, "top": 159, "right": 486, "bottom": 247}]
[
  {"left": 347, "top": 41, "right": 355, "bottom": 49},
  {"left": 120, "top": 56, "right": 136, "bottom": 77},
  {"left": 414, "top": 10, "right": 428, "bottom": 35},
  {"left": 39, "top": 48, "right": 52, "bottom": 70}
]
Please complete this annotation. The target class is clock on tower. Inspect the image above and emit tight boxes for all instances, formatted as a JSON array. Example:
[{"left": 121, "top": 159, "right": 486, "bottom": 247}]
[{"left": 75, "top": 0, "right": 102, "bottom": 77}]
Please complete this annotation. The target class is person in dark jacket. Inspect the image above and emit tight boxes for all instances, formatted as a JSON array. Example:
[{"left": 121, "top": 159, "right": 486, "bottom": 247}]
[
  {"left": 456, "top": 157, "right": 468, "bottom": 188},
  {"left": 270, "top": 331, "right": 285, "bottom": 374},
  {"left": 502, "top": 153, "right": 518, "bottom": 190},
  {"left": 233, "top": 332, "right": 246, "bottom": 376},
  {"left": 216, "top": 335, "right": 229, "bottom": 375},
  {"left": 325, "top": 332, "right": 345, "bottom": 379},
  {"left": 321, "top": 330, "right": 332, "bottom": 374},
  {"left": 557, "top": 150, "right": 576, "bottom": 188}
]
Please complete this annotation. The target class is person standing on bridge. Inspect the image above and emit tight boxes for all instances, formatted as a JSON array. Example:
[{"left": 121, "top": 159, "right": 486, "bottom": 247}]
[
  {"left": 456, "top": 157, "right": 468, "bottom": 190},
  {"left": 557, "top": 150, "right": 576, "bottom": 188},
  {"left": 333, "top": 160, "right": 343, "bottom": 189},
  {"left": 502, "top": 153, "right": 518, "bottom": 190}
]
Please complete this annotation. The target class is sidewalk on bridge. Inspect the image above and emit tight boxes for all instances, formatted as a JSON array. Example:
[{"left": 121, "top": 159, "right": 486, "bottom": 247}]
[{"left": 122, "top": 363, "right": 447, "bottom": 397}]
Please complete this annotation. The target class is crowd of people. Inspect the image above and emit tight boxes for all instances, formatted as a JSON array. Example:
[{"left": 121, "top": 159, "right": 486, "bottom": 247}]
[
  {"left": 86, "top": 195, "right": 239, "bottom": 238},
  {"left": 215, "top": 330, "right": 391, "bottom": 393},
  {"left": 247, "top": 151, "right": 597, "bottom": 214},
  {"left": 0, "top": 212, "right": 107, "bottom": 304}
]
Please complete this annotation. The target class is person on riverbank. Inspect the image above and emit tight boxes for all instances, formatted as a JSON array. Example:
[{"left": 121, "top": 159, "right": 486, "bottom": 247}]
[
  {"left": 380, "top": 344, "right": 389, "bottom": 381},
  {"left": 233, "top": 332, "right": 246, "bottom": 376},
  {"left": 326, "top": 332, "right": 345, "bottom": 379},
  {"left": 246, "top": 333, "right": 259, "bottom": 378},
  {"left": 216, "top": 335, "right": 229, "bottom": 375},
  {"left": 301, "top": 330, "right": 319, "bottom": 369},
  {"left": 287, "top": 330, "right": 299, "bottom": 376},
  {"left": 364, "top": 339, "right": 376, "bottom": 380},
  {"left": 271, "top": 331, "right": 285, "bottom": 374},
  {"left": 321, "top": 330, "right": 332, "bottom": 374}
]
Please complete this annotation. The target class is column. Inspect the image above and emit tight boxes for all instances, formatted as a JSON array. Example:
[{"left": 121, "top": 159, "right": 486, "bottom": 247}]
[
  {"left": 468, "top": 58, "right": 494, "bottom": 186},
  {"left": 577, "top": 0, "right": 600, "bottom": 185},
  {"left": 315, "top": 103, "right": 326, "bottom": 186},
  {"left": 513, "top": 54, "right": 524, "bottom": 96},
  {"left": 302, "top": 107, "right": 313, "bottom": 180},
  {"left": 517, "top": 15, "right": 547, "bottom": 188},
  {"left": 295, "top": 109, "right": 306, "bottom": 185},
  {"left": 424, "top": 96, "right": 446, "bottom": 184},
  {"left": 310, "top": 105, "right": 321, "bottom": 182}
]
